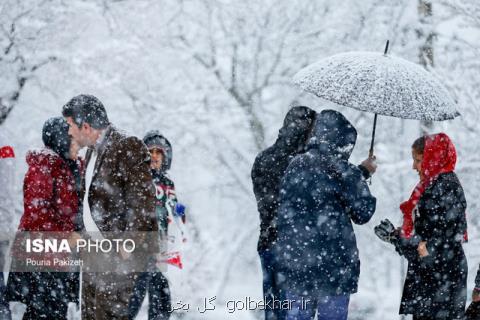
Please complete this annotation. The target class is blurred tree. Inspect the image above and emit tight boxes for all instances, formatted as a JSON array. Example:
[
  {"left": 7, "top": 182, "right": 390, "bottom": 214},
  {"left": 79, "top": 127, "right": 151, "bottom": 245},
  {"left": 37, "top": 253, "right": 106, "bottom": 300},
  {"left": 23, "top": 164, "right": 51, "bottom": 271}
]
[
  {"left": 0, "top": 0, "right": 59, "bottom": 125},
  {"left": 418, "top": 0, "right": 435, "bottom": 134}
]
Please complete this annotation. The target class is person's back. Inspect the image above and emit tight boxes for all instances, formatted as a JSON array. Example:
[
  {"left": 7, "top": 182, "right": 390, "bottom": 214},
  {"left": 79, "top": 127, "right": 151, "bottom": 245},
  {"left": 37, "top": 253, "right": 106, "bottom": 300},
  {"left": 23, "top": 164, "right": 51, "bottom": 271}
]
[
  {"left": 251, "top": 106, "right": 315, "bottom": 320},
  {"left": 274, "top": 109, "right": 376, "bottom": 320},
  {"left": 251, "top": 106, "right": 316, "bottom": 253}
]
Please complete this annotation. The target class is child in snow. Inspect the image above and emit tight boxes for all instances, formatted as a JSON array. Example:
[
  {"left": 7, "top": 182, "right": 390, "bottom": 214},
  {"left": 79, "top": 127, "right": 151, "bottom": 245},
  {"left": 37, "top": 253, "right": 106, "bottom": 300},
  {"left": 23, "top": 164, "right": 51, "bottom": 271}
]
[{"left": 128, "top": 130, "right": 185, "bottom": 320}]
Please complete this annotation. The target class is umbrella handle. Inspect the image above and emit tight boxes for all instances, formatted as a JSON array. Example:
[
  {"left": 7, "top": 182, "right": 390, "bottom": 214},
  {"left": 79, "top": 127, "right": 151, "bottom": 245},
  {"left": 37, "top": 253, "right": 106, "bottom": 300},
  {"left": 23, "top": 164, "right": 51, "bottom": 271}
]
[{"left": 369, "top": 113, "right": 378, "bottom": 158}]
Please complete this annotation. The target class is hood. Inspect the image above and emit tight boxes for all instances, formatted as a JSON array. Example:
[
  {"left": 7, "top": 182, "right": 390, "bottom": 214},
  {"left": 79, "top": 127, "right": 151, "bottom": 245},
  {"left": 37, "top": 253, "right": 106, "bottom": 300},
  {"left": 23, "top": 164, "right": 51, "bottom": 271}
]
[
  {"left": 42, "top": 117, "right": 71, "bottom": 160},
  {"left": 143, "top": 130, "right": 172, "bottom": 172},
  {"left": 421, "top": 132, "right": 456, "bottom": 180},
  {"left": 275, "top": 106, "right": 316, "bottom": 152},
  {"left": 307, "top": 109, "right": 357, "bottom": 160},
  {"left": 26, "top": 148, "right": 63, "bottom": 168}
]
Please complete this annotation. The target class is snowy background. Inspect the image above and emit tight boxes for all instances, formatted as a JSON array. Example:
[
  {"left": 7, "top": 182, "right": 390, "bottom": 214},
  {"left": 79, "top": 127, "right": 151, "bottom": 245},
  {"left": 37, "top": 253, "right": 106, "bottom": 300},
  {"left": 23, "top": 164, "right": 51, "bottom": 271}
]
[{"left": 1, "top": 0, "right": 479, "bottom": 319}]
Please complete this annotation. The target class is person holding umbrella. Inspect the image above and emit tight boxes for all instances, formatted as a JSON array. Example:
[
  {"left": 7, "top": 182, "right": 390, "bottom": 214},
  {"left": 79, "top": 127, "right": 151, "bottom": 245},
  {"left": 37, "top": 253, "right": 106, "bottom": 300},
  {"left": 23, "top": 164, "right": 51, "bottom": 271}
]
[
  {"left": 375, "top": 133, "right": 467, "bottom": 320},
  {"left": 274, "top": 109, "right": 377, "bottom": 320}
]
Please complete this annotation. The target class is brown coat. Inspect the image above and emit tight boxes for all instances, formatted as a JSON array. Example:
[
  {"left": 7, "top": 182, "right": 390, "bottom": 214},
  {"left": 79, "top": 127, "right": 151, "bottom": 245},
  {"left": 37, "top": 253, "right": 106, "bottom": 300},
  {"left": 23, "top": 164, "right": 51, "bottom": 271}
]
[
  {"left": 80, "top": 126, "right": 158, "bottom": 320},
  {"left": 82, "top": 126, "right": 157, "bottom": 232}
]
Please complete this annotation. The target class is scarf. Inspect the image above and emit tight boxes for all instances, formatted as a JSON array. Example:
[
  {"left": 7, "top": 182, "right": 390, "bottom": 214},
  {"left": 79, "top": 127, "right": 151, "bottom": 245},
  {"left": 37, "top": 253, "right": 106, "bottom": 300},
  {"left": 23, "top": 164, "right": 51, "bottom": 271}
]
[{"left": 399, "top": 133, "right": 458, "bottom": 238}]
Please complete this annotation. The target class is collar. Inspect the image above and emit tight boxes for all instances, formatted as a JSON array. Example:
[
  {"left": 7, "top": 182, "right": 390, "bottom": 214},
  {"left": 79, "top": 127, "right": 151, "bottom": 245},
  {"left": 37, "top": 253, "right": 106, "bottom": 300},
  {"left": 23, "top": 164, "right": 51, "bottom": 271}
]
[{"left": 94, "top": 125, "right": 111, "bottom": 153}]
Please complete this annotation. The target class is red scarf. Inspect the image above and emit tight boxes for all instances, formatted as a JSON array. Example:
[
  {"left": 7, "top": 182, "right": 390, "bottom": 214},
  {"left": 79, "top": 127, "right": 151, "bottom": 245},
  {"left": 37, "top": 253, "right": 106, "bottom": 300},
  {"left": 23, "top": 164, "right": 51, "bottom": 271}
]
[{"left": 399, "top": 133, "right": 460, "bottom": 238}]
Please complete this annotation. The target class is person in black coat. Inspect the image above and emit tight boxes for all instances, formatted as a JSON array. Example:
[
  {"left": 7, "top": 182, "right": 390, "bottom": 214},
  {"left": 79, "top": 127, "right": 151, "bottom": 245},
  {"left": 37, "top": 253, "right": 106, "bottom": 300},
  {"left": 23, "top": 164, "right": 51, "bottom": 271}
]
[
  {"left": 375, "top": 133, "right": 467, "bottom": 320},
  {"left": 251, "top": 106, "right": 316, "bottom": 320},
  {"left": 274, "top": 109, "right": 377, "bottom": 320},
  {"left": 466, "top": 266, "right": 480, "bottom": 319}
]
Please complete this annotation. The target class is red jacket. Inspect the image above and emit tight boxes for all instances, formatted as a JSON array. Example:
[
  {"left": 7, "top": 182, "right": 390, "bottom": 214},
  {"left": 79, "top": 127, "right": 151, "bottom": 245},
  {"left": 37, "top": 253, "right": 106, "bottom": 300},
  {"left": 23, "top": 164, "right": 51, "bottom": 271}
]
[{"left": 19, "top": 148, "right": 79, "bottom": 232}]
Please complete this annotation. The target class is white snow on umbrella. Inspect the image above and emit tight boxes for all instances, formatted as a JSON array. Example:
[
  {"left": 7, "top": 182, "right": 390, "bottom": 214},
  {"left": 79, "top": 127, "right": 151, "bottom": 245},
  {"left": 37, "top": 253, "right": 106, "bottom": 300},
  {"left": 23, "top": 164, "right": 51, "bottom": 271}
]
[{"left": 293, "top": 51, "right": 459, "bottom": 121}]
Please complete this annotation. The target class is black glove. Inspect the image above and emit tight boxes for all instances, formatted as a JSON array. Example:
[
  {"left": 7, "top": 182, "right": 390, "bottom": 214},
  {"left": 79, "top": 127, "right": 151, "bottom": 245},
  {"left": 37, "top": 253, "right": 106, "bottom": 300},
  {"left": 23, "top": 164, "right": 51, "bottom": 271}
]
[{"left": 374, "top": 219, "right": 396, "bottom": 243}]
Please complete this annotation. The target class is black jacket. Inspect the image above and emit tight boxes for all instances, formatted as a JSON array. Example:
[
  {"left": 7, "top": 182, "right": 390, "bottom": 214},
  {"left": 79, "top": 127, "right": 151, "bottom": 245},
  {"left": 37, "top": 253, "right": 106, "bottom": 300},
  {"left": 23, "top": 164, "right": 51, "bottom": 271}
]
[
  {"left": 395, "top": 172, "right": 467, "bottom": 318},
  {"left": 274, "top": 109, "right": 376, "bottom": 296},
  {"left": 251, "top": 106, "right": 315, "bottom": 252}
]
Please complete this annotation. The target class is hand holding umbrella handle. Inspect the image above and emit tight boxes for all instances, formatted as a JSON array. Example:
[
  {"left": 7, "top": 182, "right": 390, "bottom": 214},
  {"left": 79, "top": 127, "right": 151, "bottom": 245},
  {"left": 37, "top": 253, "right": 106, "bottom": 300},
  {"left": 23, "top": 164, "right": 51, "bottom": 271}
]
[{"left": 361, "top": 155, "right": 377, "bottom": 177}]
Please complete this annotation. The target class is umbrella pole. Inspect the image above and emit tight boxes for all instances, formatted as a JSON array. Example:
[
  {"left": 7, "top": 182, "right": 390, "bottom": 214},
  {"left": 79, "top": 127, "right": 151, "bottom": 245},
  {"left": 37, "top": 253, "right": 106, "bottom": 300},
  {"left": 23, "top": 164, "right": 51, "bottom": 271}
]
[
  {"left": 369, "top": 113, "right": 378, "bottom": 158},
  {"left": 368, "top": 39, "right": 387, "bottom": 157}
]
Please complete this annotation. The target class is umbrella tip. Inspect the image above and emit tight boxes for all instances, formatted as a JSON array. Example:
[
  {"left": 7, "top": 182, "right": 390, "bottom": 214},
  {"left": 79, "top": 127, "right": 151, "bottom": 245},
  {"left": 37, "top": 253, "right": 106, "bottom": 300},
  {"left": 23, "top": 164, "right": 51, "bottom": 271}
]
[{"left": 384, "top": 40, "right": 390, "bottom": 55}]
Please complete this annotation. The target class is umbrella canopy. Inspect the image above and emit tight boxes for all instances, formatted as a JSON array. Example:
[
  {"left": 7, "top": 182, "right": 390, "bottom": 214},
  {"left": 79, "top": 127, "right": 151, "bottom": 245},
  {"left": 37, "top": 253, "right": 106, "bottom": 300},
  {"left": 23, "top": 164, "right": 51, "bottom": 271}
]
[{"left": 293, "top": 51, "right": 459, "bottom": 121}]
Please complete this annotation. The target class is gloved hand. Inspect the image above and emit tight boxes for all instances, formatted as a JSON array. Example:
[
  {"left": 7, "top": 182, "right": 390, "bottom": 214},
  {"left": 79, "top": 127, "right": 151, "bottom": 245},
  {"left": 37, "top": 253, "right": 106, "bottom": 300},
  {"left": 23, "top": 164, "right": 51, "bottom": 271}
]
[
  {"left": 360, "top": 155, "right": 377, "bottom": 176},
  {"left": 175, "top": 203, "right": 186, "bottom": 224},
  {"left": 374, "top": 219, "right": 396, "bottom": 243}
]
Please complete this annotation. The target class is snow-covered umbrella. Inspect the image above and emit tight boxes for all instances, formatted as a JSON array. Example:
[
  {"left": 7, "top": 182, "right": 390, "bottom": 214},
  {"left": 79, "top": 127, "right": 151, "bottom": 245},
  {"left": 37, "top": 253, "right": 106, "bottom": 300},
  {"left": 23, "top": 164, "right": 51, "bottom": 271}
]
[{"left": 293, "top": 41, "right": 459, "bottom": 156}]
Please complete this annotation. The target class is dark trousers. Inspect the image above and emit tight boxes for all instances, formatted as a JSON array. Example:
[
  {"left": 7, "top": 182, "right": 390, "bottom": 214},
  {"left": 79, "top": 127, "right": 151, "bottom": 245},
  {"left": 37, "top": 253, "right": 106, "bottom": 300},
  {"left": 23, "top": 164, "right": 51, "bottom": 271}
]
[
  {"left": 0, "top": 273, "right": 11, "bottom": 320},
  {"left": 82, "top": 272, "right": 138, "bottom": 320},
  {"left": 23, "top": 301, "right": 67, "bottom": 320},
  {"left": 22, "top": 273, "right": 69, "bottom": 320},
  {"left": 0, "top": 241, "right": 11, "bottom": 320},
  {"left": 259, "top": 249, "right": 282, "bottom": 320},
  {"left": 283, "top": 292, "right": 349, "bottom": 320},
  {"left": 128, "top": 272, "right": 171, "bottom": 320}
]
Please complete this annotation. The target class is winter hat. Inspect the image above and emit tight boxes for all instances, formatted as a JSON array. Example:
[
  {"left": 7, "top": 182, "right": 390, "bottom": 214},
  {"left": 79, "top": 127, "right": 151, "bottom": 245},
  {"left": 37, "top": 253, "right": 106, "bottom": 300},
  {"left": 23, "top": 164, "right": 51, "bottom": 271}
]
[
  {"left": 42, "top": 117, "right": 71, "bottom": 160},
  {"left": 143, "top": 130, "right": 172, "bottom": 171}
]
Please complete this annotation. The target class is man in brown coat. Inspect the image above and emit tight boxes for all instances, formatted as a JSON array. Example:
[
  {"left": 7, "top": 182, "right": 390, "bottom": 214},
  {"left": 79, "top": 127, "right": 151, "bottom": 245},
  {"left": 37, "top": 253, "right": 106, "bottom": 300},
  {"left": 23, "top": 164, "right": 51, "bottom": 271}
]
[{"left": 63, "top": 94, "right": 158, "bottom": 319}]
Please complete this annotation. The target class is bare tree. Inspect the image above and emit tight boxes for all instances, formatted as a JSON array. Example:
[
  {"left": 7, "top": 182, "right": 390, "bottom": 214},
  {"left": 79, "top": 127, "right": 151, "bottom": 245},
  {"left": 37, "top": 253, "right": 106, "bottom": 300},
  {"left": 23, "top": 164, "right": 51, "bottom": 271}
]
[
  {"left": 162, "top": 0, "right": 336, "bottom": 151},
  {"left": 0, "top": 1, "right": 59, "bottom": 125},
  {"left": 417, "top": 0, "right": 435, "bottom": 134}
]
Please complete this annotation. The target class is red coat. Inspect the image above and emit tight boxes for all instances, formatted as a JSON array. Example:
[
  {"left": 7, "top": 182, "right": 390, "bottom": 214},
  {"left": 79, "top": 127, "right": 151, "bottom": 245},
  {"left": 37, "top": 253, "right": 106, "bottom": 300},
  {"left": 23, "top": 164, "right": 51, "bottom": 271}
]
[{"left": 19, "top": 148, "right": 79, "bottom": 232}]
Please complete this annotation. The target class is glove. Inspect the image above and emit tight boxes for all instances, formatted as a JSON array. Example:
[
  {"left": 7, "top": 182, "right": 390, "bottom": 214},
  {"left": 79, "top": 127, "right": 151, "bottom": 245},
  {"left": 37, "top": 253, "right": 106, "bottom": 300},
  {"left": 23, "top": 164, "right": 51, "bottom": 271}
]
[
  {"left": 175, "top": 203, "right": 186, "bottom": 224},
  {"left": 374, "top": 219, "right": 396, "bottom": 243},
  {"left": 360, "top": 155, "right": 377, "bottom": 177}
]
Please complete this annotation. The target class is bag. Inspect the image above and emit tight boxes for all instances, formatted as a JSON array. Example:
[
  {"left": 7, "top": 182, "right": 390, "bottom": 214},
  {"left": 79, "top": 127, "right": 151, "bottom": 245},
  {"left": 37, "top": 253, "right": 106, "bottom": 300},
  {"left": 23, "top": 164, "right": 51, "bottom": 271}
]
[{"left": 157, "top": 202, "right": 186, "bottom": 270}]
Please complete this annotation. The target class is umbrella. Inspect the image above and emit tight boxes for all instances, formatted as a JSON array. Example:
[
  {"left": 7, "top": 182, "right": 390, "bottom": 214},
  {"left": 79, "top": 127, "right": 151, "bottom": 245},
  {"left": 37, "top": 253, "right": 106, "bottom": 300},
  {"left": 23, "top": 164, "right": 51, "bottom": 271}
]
[{"left": 293, "top": 41, "right": 459, "bottom": 156}]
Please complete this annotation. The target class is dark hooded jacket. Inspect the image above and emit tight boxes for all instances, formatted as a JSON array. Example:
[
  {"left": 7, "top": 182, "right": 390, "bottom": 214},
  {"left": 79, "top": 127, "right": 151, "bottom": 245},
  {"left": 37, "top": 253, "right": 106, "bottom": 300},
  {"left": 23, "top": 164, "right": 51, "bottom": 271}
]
[
  {"left": 251, "top": 106, "right": 316, "bottom": 253},
  {"left": 274, "top": 109, "right": 376, "bottom": 296}
]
